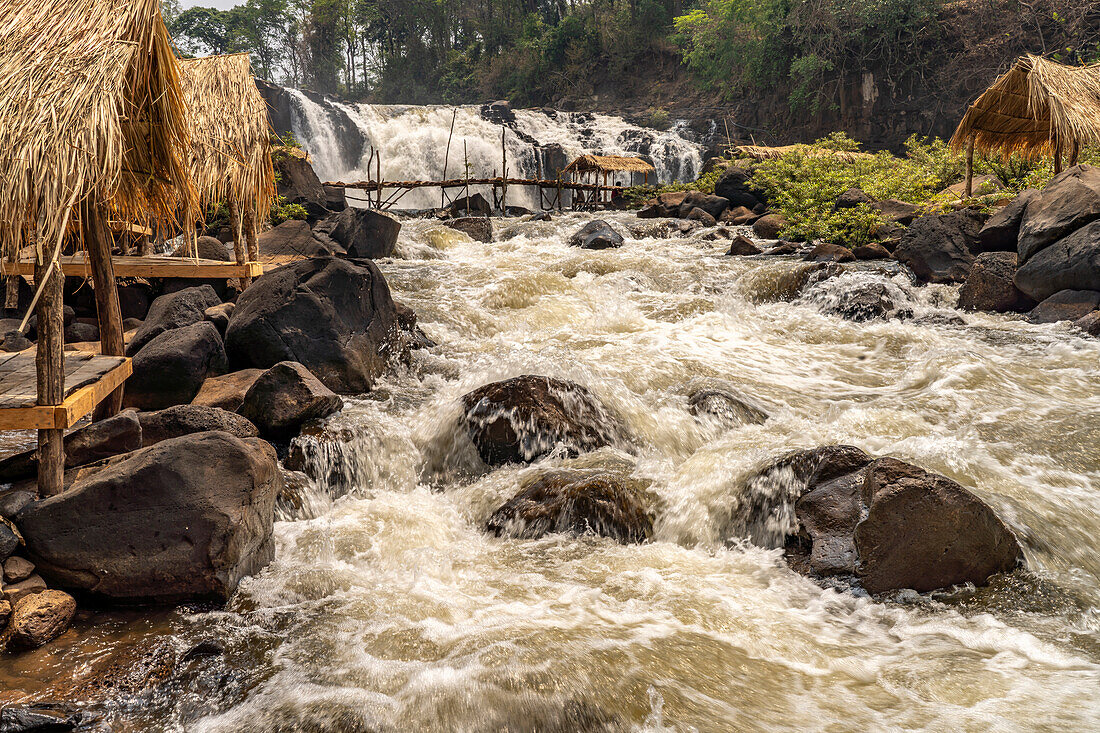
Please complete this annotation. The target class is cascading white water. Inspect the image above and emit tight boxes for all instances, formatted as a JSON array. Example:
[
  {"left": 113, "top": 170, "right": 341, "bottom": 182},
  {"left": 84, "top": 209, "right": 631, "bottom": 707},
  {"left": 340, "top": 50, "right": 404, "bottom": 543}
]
[{"left": 285, "top": 92, "right": 705, "bottom": 210}]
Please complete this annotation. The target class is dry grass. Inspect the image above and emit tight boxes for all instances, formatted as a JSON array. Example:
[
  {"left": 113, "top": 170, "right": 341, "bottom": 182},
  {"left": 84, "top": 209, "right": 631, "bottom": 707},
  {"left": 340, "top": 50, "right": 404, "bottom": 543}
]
[
  {"left": 951, "top": 55, "right": 1100, "bottom": 159},
  {"left": 0, "top": 0, "right": 193, "bottom": 261},
  {"left": 179, "top": 53, "right": 275, "bottom": 229},
  {"left": 564, "top": 155, "right": 656, "bottom": 175}
]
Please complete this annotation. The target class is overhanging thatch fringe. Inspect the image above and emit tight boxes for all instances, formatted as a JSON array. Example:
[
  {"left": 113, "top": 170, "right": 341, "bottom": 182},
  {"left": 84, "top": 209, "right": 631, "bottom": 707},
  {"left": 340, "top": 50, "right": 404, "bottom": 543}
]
[
  {"left": 950, "top": 55, "right": 1100, "bottom": 159},
  {"left": 0, "top": 0, "right": 193, "bottom": 260},
  {"left": 564, "top": 155, "right": 656, "bottom": 175}
]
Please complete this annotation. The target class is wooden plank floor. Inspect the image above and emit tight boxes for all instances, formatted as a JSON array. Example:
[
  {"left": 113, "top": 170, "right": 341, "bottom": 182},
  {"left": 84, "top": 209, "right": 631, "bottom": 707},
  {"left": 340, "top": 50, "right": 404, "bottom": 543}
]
[
  {"left": 1, "top": 254, "right": 262, "bottom": 280},
  {"left": 0, "top": 352, "right": 132, "bottom": 430}
]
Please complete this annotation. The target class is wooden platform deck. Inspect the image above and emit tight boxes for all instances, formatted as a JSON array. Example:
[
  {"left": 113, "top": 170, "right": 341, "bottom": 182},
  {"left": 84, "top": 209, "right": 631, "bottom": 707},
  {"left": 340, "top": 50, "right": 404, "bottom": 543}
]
[
  {"left": 1, "top": 254, "right": 262, "bottom": 280},
  {"left": 0, "top": 352, "right": 132, "bottom": 430}
]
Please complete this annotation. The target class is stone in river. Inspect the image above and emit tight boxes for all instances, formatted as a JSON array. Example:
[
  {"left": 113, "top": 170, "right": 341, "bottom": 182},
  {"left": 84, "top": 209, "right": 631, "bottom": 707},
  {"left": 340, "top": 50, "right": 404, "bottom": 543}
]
[
  {"left": 2, "top": 590, "right": 76, "bottom": 650},
  {"left": 568, "top": 220, "right": 624, "bottom": 250},
  {"left": 237, "top": 361, "right": 343, "bottom": 440}
]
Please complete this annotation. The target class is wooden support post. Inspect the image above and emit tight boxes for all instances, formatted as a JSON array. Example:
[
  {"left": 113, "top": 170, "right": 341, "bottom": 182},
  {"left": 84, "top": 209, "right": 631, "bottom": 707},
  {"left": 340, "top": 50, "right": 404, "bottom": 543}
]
[
  {"left": 244, "top": 206, "right": 260, "bottom": 269},
  {"left": 500, "top": 127, "right": 508, "bottom": 214},
  {"left": 1071, "top": 139, "right": 1080, "bottom": 167},
  {"left": 82, "top": 201, "right": 124, "bottom": 420},
  {"left": 376, "top": 153, "right": 382, "bottom": 210},
  {"left": 1054, "top": 140, "right": 1064, "bottom": 175},
  {"left": 463, "top": 142, "right": 470, "bottom": 215},
  {"left": 34, "top": 255, "right": 64, "bottom": 496},
  {"left": 228, "top": 195, "right": 251, "bottom": 290},
  {"left": 442, "top": 109, "right": 457, "bottom": 210},
  {"left": 965, "top": 136, "right": 975, "bottom": 198}
]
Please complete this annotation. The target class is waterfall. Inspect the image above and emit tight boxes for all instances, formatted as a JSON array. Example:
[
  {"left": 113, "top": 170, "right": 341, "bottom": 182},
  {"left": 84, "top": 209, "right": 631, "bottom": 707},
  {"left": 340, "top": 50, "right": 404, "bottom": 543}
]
[{"left": 283, "top": 91, "right": 706, "bottom": 210}]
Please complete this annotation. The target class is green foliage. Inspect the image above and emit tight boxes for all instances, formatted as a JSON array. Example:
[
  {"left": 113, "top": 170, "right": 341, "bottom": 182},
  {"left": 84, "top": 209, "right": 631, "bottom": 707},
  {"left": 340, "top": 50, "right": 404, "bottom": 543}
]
[
  {"left": 640, "top": 108, "right": 672, "bottom": 131},
  {"left": 270, "top": 195, "right": 308, "bottom": 225}
]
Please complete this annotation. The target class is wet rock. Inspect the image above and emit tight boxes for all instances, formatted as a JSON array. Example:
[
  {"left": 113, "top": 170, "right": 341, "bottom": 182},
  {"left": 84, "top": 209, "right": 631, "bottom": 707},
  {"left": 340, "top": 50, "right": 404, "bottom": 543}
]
[
  {"left": 124, "top": 321, "right": 228, "bottom": 410},
  {"left": 172, "top": 235, "right": 231, "bottom": 261},
  {"left": 2, "top": 574, "right": 46, "bottom": 605},
  {"left": 688, "top": 389, "right": 767, "bottom": 426},
  {"left": 721, "top": 205, "right": 759, "bottom": 225},
  {"left": 18, "top": 431, "right": 281, "bottom": 602},
  {"left": 394, "top": 301, "right": 435, "bottom": 350},
  {"left": 0, "top": 518, "right": 22, "bottom": 561},
  {"left": 258, "top": 219, "right": 340, "bottom": 258},
  {"left": 203, "top": 302, "right": 235, "bottom": 334},
  {"left": 275, "top": 150, "right": 328, "bottom": 220},
  {"left": 192, "top": 369, "right": 265, "bottom": 412},
  {"left": 1018, "top": 165, "right": 1100, "bottom": 263},
  {"left": 238, "top": 361, "right": 343, "bottom": 440},
  {"left": 763, "top": 242, "right": 799, "bottom": 256},
  {"left": 568, "top": 220, "right": 624, "bottom": 250},
  {"left": 979, "top": 189, "right": 1038, "bottom": 252},
  {"left": 1028, "top": 289, "right": 1100, "bottom": 323},
  {"left": 804, "top": 242, "right": 855, "bottom": 263},
  {"left": 1014, "top": 219, "right": 1100, "bottom": 301},
  {"left": 678, "top": 191, "right": 730, "bottom": 220},
  {"left": 4, "top": 556, "right": 34, "bottom": 583},
  {"left": 126, "top": 285, "right": 221, "bottom": 356},
  {"left": 893, "top": 209, "right": 987, "bottom": 284},
  {"left": 752, "top": 214, "right": 787, "bottom": 240},
  {"left": 225, "top": 257, "right": 405, "bottom": 393},
  {"left": 753, "top": 447, "right": 1023, "bottom": 592},
  {"left": 713, "top": 166, "right": 766, "bottom": 209},
  {"left": 445, "top": 193, "right": 492, "bottom": 217},
  {"left": 1074, "top": 310, "right": 1100, "bottom": 336},
  {"left": 461, "top": 375, "right": 624, "bottom": 465},
  {"left": 818, "top": 281, "right": 913, "bottom": 322},
  {"left": 958, "top": 252, "right": 1035, "bottom": 313},
  {"left": 851, "top": 243, "right": 892, "bottom": 260},
  {"left": 3, "top": 589, "right": 76, "bottom": 650},
  {"left": 0, "top": 704, "right": 103, "bottom": 732},
  {"left": 64, "top": 321, "right": 99, "bottom": 343},
  {"left": 834, "top": 188, "right": 872, "bottom": 209},
  {"left": 446, "top": 217, "right": 493, "bottom": 243},
  {"left": 486, "top": 471, "right": 653, "bottom": 543},
  {"left": 481, "top": 100, "right": 515, "bottom": 124},
  {"left": 726, "top": 235, "right": 762, "bottom": 256},
  {"left": 0, "top": 412, "right": 142, "bottom": 483},
  {"left": 700, "top": 227, "right": 734, "bottom": 242},
  {"left": 855, "top": 457, "right": 1024, "bottom": 593},
  {"left": 321, "top": 207, "right": 400, "bottom": 258},
  {"left": 136, "top": 404, "right": 258, "bottom": 446},
  {"left": 685, "top": 207, "right": 717, "bottom": 227}
]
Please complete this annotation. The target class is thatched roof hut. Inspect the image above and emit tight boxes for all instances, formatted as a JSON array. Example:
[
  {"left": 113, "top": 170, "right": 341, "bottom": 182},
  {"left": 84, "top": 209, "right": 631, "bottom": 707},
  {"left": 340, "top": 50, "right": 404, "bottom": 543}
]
[
  {"left": 0, "top": 0, "right": 193, "bottom": 257},
  {"left": 950, "top": 55, "right": 1100, "bottom": 161},
  {"left": 179, "top": 53, "right": 275, "bottom": 229},
  {"left": 563, "top": 155, "right": 656, "bottom": 176}
]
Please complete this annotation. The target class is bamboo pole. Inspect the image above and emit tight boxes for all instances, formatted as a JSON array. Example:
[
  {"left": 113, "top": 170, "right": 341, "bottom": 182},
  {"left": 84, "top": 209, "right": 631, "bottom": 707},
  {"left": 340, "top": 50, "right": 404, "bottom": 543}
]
[
  {"left": 500, "top": 127, "right": 508, "bottom": 214},
  {"left": 965, "top": 136, "right": 975, "bottom": 197},
  {"left": 34, "top": 253, "right": 64, "bottom": 497},
  {"left": 442, "top": 108, "right": 457, "bottom": 210},
  {"left": 82, "top": 200, "right": 124, "bottom": 420},
  {"left": 376, "top": 153, "right": 382, "bottom": 209},
  {"left": 463, "top": 142, "right": 470, "bottom": 215}
]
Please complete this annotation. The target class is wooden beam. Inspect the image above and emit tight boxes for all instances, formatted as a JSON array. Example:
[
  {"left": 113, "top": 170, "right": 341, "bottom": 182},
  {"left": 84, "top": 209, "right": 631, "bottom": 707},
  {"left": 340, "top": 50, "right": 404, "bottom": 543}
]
[
  {"left": 83, "top": 200, "right": 125, "bottom": 419},
  {"left": 0, "top": 357, "right": 131, "bottom": 430},
  {"left": 34, "top": 256, "right": 64, "bottom": 496}
]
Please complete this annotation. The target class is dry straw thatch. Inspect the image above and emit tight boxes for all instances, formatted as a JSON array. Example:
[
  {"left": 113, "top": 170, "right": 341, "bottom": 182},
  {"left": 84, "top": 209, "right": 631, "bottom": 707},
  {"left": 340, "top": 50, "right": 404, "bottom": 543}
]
[
  {"left": 735, "top": 144, "right": 872, "bottom": 163},
  {"left": 0, "top": 0, "right": 193, "bottom": 261},
  {"left": 179, "top": 53, "right": 275, "bottom": 227},
  {"left": 564, "top": 155, "right": 656, "bottom": 175},
  {"left": 950, "top": 55, "right": 1100, "bottom": 159}
]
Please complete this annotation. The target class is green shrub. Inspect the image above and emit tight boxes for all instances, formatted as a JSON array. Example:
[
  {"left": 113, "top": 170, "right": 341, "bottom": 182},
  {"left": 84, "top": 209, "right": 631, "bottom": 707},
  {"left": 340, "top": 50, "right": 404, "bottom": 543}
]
[
  {"left": 640, "top": 107, "right": 672, "bottom": 131},
  {"left": 270, "top": 195, "right": 308, "bottom": 225}
]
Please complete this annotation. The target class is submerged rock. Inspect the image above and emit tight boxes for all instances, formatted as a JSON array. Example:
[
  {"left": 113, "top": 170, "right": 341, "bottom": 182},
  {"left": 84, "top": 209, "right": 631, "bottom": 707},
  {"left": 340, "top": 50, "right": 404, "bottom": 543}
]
[
  {"left": 688, "top": 389, "right": 767, "bottom": 426},
  {"left": 746, "top": 446, "right": 1024, "bottom": 593},
  {"left": 486, "top": 471, "right": 653, "bottom": 543},
  {"left": 819, "top": 280, "right": 913, "bottom": 322},
  {"left": 568, "top": 220, "right": 624, "bottom": 250},
  {"left": 446, "top": 217, "right": 493, "bottom": 243},
  {"left": 17, "top": 431, "right": 281, "bottom": 602},
  {"left": 461, "top": 375, "right": 624, "bottom": 465}
]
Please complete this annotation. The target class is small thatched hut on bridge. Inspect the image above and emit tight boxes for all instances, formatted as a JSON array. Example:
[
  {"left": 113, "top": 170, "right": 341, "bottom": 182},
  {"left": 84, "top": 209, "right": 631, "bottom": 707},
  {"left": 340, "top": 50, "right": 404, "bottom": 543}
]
[
  {"left": 564, "top": 155, "right": 656, "bottom": 186},
  {"left": 0, "top": 0, "right": 193, "bottom": 495},
  {"left": 178, "top": 53, "right": 275, "bottom": 286},
  {"left": 951, "top": 55, "right": 1100, "bottom": 194}
]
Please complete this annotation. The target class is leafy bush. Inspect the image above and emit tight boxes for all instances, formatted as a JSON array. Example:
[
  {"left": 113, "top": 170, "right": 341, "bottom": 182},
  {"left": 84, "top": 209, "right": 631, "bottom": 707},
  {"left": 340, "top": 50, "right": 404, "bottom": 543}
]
[
  {"left": 640, "top": 107, "right": 672, "bottom": 131},
  {"left": 270, "top": 195, "right": 308, "bottom": 225}
]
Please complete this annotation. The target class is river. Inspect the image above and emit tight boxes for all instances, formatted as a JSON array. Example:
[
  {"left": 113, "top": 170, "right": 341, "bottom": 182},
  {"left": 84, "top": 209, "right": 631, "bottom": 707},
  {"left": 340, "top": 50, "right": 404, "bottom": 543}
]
[{"left": 3, "top": 212, "right": 1100, "bottom": 731}]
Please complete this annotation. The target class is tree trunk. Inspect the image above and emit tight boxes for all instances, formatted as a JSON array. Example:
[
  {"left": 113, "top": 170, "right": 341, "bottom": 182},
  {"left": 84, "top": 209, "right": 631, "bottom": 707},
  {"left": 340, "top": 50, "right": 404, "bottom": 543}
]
[
  {"left": 34, "top": 255, "right": 64, "bottom": 497},
  {"left": 83, "top": 201, "right": 125, "bottom": 419}
]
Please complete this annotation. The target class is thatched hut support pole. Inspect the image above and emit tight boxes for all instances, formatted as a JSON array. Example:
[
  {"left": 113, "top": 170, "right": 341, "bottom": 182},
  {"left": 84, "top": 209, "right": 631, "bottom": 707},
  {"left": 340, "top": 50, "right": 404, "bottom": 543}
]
[
  {"left": 244, "top": 206, "right": 260, "bottom": 269},
  {"left": 965, "top": 137, "right": 975, "bottom": 198},
  {"left": 1071, "top": 140, "right": 1080, "bottom": 166},
  {"left": 34, "top": 255, "right": 64, "bottom": 497},
  {"left": 83, "top": 201, "right": 124, "bottom": 420},
  {"left": 1054, "top": 141, "right": 1064, "bottom": 175},
  {"left": 228, "top": 195, "right": 251, "bottom": 290}
]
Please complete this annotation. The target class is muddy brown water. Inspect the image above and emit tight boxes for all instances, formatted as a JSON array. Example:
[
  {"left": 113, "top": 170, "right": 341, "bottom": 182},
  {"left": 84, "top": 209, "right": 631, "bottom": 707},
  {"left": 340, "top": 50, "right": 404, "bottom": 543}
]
[{"left": 2, "top": 213, "right": 1099, "bottom": 731}]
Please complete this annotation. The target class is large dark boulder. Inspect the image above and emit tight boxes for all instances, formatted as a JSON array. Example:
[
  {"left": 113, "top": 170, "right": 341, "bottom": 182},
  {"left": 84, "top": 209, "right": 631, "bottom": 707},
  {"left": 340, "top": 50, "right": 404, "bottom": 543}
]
[
  {"left": 713, "top": 166, "right": 766, "bottom": 209},
  {"left": 486, "top": 471, "right": 653, "bottom": 543},
  {"left": 678, "top": 191, "right": 730, "bottom": 220},
  {"left": 1028, "top": 289, "right": 1100, "bottom": 323},
  {"left": 568, "top": 220, "right": 624, "bottom": 250},
  {"left": 892, "top": 209, "right": 987, "bottom": 284},
  {"left": 446, "top": 217, "right": 493, "bottom": 243},
  {"left": 258, "top": 220, "right": 341, "bottom": 258},
  {"left": 126, "top": 285, "right": 221, "bottom": 356},
  {"left": 726, "top": 235, "right": 762, "bottom": 256},
  {"left": 319, "top": 207, "right": 400, "bottom": 258},
  {"left": 124, "top": 322, "right": 228, "bottom": 410},
  {"left": 804, "top": 242, "right": 855, "bottom": 263},
  {"left": 135, "top": 404, "right": 258, "bottom": 446},
  {"left": 16, "top": 431, "right": 281, "bottom": 602},
  {"left": 1014, "top": 220, "right": 1100, "bottom": 301},
  {"left": 225, "top": 257, "right": 405, "bottom": 393},
  {"left": 445, "top": 194, "right": 492, "bottom": 217},
  {"left": 959, "top": 252, "right": 1036, "bottom": 313},
  {"left": 834, "top": 188, "right": 873, "bottom": 210},
  {"left": 237, "top": 361, "right": 343, "bottom": 440},
  {"left": 275, "top": 151, "right": 328, "bottom": 221},
  {"left": 750, "top": 447, "right": 1023, "bottom": 593},
  {"left": 0, "top": 412, "right": 142, "bottom": 483},
  {"left": 978, "top": 189, "right": 1038, "bottom": 252},
  {"left": 1018, "top": 165, "right": 1100, "bottom": 263},
  {"left": 172, "top": 236, "right": 231, "bottom": 261},
  {"left": 461, "top": 375, "right": 625, "bottom": 465},
  {"left": 817, "top": 281, "right": 913, "bottom": 322}
]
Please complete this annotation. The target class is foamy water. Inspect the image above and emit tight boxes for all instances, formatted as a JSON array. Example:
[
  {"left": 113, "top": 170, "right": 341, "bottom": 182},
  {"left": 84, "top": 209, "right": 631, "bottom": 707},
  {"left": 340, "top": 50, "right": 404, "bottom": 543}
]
[{"left": 4, "top": 213, "right": 1100, "bottom": 731}]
